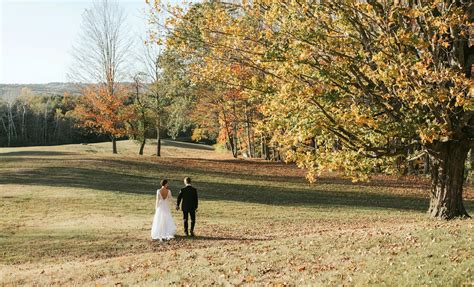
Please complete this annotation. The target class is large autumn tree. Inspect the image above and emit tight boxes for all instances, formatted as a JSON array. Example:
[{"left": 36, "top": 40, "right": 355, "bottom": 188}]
[
  {"left": 69, "top": 0, "right": 132, "bottom": 153},
  {"left": 150, "top": 0, "right": 473, "bottom": 219},
  {"left": 252, "top": 0, "right": 474, "bottom": 219}
]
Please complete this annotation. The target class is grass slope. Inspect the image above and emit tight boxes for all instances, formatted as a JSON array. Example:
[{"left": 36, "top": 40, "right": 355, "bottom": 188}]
[{"left": 0, "top": 140, "right": 473, "bottom": 286}]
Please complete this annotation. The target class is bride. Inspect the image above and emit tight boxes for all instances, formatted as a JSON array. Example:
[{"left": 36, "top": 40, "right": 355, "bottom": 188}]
[{"left": 151, "top": 179, "right": 177, "bottom": 241}]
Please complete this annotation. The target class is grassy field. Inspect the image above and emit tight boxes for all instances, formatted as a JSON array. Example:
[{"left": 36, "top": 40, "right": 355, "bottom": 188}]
[{"left": 0, "top": 140, "right": 473, "bottom": 286}]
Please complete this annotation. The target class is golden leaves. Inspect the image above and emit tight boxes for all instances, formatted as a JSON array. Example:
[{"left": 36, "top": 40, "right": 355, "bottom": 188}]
[{"left": 144, "top": 0, "right": 471, "bottom": 182}]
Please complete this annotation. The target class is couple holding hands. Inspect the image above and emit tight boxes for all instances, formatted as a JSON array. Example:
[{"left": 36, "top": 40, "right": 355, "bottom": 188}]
[{"left": 151, "top": 177, "right": 198, "bottom": 241}]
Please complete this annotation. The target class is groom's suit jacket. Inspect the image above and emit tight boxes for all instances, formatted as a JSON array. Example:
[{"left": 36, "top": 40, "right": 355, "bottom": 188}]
[{"left": 177, "top": 185, "right": 198, "bottom": 211}]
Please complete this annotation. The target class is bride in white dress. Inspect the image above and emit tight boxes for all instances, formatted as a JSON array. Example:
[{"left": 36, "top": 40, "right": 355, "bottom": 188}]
[{"left": 151, "top": 179, "right": 177, "bottom": 241}]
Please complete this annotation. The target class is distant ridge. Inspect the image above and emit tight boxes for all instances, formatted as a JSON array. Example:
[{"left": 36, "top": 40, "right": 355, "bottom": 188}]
[{"left": 0, "top": 83, "right": 85, "bottom": 97}]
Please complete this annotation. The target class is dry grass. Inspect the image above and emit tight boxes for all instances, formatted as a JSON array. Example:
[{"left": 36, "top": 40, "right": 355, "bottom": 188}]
[{"left": 0, "top": 140, "right": 473, "bottom": 286}]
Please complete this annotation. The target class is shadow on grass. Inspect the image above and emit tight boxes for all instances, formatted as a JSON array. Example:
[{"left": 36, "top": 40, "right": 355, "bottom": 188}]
[
  {"left": 23, "top": 150, "right": 418, "bottom": 191},
  {"left": 162, "top": 139, "right": 214, "bottom": 151},
  {"left": 1, "top": 232, "right": 265, "bottom": 264},
  {"left": 0, "top": 164, "right": 447, "bottom": 213},
  {"left": 111, "top": 157, "right": 432, "bottom": 190},
  {"left": 170, "top": 235, "right": 266, "bottom": 241},
  {"left": 0, "top": 151, "right": 77, "bottom": 157}
]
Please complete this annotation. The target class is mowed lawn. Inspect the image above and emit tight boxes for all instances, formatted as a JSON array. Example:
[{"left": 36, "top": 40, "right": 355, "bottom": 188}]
[{"left": 0, "top": 140, "right": 473, "bottom": 286}]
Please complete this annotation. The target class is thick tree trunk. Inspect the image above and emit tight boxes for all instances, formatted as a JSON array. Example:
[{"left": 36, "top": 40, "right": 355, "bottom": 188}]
[
  {"left": 427, "top": 141, "right": 470, "bottom": 219},
  {"left": 231, "top": 138, "right": 238, "bottom": 158},
  {"left": 225, "top": 130, "right": 236, "bottom": 157},
  {"left": 139, "top": 138, "right": 146, "bottom": 155},
  {"left": 221, "top": 109, "right": 237, "bottom": 158},
  {"left": 112, "top": 137, "right": 117, "bottom": 154},
  {"left": 423, "top": 154, "right": 430, "bottom": 175},
  {"left": 225, "top": 127, "right": 238, "bottom": 158},
  {"left": 311, "top": 137, "right": 317, "bottom": 155}
]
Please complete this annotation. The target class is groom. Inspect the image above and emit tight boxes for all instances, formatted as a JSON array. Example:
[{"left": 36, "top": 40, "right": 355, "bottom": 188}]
[{"left": 176, "top": 177, "right": 198, "bottom": 237}]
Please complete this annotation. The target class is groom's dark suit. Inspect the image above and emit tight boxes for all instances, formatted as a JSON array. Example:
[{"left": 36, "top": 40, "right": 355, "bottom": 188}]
[{"left": 177, "top": 185, "right": 198, "bottom": 234}]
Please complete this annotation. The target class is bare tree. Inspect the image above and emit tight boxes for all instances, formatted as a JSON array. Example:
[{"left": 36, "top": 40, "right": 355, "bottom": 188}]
[
  {"left": 69, "top": 0, "right": 133, "bottom": 153},
  {"left": 141, "top": 41, "right": 162, "bottom": 83}
]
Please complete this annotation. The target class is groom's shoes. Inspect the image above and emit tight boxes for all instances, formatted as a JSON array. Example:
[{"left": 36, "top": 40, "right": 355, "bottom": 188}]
[{"left": 190, "top": 231, "right": 195, "bottom": 237}]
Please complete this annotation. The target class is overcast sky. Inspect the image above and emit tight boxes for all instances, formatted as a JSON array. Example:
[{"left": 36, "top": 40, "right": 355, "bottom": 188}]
[{"left": 0, "top": 0, "right": 160, "bottom": 84}]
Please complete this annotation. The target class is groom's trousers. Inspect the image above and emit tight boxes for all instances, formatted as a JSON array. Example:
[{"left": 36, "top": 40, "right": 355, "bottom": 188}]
[{"left": 182, "top": 210, "right": 196, "bottom": 233}]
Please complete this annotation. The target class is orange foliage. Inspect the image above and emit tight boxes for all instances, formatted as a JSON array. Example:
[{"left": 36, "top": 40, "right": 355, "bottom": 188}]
[
  {"left": 73, "top": 85, "right": 133, "bottom": 138},
  {"left": 191, "top": 63, "right": 254, "bottom": 147}
]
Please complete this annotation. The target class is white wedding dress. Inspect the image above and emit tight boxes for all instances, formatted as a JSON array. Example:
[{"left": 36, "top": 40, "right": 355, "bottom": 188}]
[{"left": 151, "top": 189, "right": 177, "bottom": 240}]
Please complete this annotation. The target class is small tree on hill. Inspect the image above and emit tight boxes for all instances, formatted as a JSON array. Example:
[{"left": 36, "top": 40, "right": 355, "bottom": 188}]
[{"left": 128, "top": 73, "right": 154, "bottom": 155}]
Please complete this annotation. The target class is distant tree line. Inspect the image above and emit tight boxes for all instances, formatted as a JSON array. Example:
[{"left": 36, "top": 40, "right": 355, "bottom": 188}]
[
  {"left": 0, "top": 83, "right": 193, "bottom": 150},
  {"left": 0, "top": 88, "right": 107, "bottom": 147}
]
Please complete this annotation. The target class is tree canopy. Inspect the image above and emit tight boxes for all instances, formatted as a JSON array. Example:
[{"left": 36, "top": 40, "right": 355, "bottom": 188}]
[{"left": 148, "top": 0, "right": 473, "bottom": 219}]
